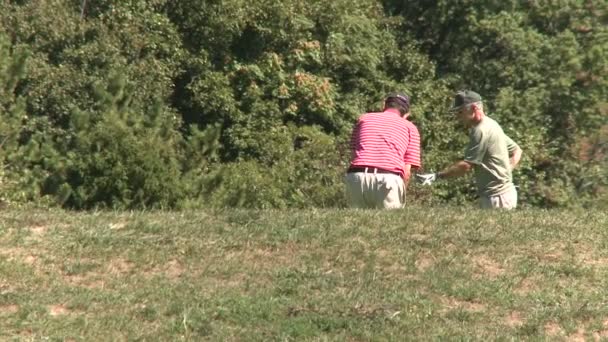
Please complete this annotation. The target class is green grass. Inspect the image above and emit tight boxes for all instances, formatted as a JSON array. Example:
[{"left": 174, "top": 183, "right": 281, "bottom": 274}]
[{"left": 0, "top": 206, "right": 607, "bottom": 340}]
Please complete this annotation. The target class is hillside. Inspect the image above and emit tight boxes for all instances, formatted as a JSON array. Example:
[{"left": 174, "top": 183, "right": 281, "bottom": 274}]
[{"left": 1, "top": 207, "right": 607, "bottom": 339}]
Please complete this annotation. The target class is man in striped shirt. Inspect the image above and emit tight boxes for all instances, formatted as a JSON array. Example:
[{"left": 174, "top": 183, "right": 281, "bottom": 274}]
[{"left": 345, "top": 92, "right": 422, "bottom": 209}]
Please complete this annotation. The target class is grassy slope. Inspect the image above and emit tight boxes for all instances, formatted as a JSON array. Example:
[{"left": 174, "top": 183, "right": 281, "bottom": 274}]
[{"left": 0, "top": 207, "right": 607, "bottom": 340}]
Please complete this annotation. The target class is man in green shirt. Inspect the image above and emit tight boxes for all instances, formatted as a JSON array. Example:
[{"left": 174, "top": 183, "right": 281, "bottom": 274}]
[{"left": 417, "top": 90, "right": 523, "bottom": 209}]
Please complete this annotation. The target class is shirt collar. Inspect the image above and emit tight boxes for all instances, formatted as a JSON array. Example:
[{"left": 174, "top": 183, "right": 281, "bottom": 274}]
[{"left": 384, "top": 108, "right": 401, "bottom": 116}]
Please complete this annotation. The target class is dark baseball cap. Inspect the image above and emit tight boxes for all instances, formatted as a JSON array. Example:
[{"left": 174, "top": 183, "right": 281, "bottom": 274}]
[
  {"left": 449, "top": 90, "right": 482, "bottom": 112},
  {"left": 385, "top": 92, "right": 410, "bottom": 112}
]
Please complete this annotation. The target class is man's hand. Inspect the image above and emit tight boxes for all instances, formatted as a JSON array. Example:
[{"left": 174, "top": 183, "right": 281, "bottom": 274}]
[{"left": 416, "top": 173, "right": 437, "bottom": 186}]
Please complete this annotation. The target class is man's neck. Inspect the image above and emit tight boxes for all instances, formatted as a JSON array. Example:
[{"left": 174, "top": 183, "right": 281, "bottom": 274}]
[{"left": 384, "top": 108, "right": 401, "bottom": 116}]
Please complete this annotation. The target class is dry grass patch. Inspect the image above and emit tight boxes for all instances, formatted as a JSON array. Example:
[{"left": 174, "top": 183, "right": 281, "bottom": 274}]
[
  {"left": 237, "top": 242, "right": 304, "bottom": 271},
  {"left": 409, "top": 234, "right": 428, "bottom": 242},
  {"left": 504, "top": 311, "right": 524, "bottom": 327},
  {"left": 146, "top": 259, "right": 185, "bottom": 281},
  {"left": 22, "top": 254, "right": 37, "bottom": 265},
  {"left": 544, "top": 321, "right": 565, "bottom": 337},
  {"left": 107, "top": 258, "right": 134, "bottom": 275},
  {"left": 415, "top": 251, "right": 434, "bottom": 272},
  {"left": 537, "top": 243, "right": 566, "bottom": 263},
  {"left": 350, "top": 303, "right": 401, "bottom": 319},
  {"left": 439, "top": 296, "right": 485, "bottom": 313},
  {"left": 472, "top": 254, "right": 505, "bottom": 279},
  {"left": 593, "top": 319, "right": 608, "bottom": 341},
  {"left": 27, "top": 225, "right": 48, "bottom": 236},
  {"left": 0, "top": 247, "right": 26, "bottom": 259},
  {"left": 514, "top": 276, "right": 541, "bottom": 295},
  {"left": 0, "top": 304, "right": 19, "bottom": 315},
  {"left": 65, "top": 274, "right": 106, "bottom": 289},
  {"left": 164, "top": 259, "right": 184, "bottom": 280},
  {"left": 567, "top": 328, "right": 586, "bottom": 342},
  {"left": 48, "top": 304, "right": 71, "bottom": 317},
  {"left": 376, "top": 249, "right": 408, "bottom": 275},
  {"left": 108, "top": 222, "right": 128, "bottom": 230},
  {"left": 577, "top": 247, "right": 608, "bottom": 267},
  {"left": 0, "top": 247, "right": 39, "bottom": 266}
]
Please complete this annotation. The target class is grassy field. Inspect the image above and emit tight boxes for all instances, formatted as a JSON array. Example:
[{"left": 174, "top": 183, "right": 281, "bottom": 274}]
[{"left": 0, "top": 206, "right": 607, "bottom": 341}]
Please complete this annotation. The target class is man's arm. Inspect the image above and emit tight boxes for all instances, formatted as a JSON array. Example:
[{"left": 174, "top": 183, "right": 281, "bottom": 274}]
[
  {"left": 403, "top": 123, "right": 421, "bottom": 185},
  {"left": 437, "top": 160, "right": 474, "bottom": 179},
  {"left": 415, "top": 160, "right": 472, "bottom": 185},
  {"left": 403, "top": 164, "right": 412, "bottom": 185},
  {"left": 510, "top": 146, "right": 522, "bottom": 170},
  {"left": 505, "top": 135, "right": 522, "bottom": 170}
]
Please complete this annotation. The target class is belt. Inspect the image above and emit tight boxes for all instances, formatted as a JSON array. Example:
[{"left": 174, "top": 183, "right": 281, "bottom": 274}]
[{"left": 347, "top": 166, "right": 401, "bottom": 177}]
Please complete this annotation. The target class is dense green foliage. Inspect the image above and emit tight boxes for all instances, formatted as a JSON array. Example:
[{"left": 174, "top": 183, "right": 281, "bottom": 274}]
[{"left": 0, "top": 0, "right": 606, "bottom": 208}]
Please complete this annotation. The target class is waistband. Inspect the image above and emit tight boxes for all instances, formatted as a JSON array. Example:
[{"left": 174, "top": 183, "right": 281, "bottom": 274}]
[{"left": 347, "top": 166, "right": 401, "bottom": 177}]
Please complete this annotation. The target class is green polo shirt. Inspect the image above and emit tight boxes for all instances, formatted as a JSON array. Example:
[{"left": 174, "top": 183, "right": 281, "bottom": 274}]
[{"left": 464, "top": 117, "right": 519, "bottom": 196}]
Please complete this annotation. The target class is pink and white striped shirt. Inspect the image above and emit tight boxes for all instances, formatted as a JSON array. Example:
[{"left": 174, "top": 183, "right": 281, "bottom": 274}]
[{"left": 349, "top": 108, "right": 421, "bottom": 176}]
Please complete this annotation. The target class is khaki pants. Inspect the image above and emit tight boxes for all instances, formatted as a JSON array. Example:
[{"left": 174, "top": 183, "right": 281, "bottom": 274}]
[
  {"left": 480, "top": 187, "right": 517, "bottom": 210},
  {"left": 344, "top": 170, "right": 405, "bottom": 209}
]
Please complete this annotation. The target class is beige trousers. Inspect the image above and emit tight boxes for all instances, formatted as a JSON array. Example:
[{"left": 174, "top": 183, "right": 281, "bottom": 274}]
[
  {"left": 479, "top": 186, "right": 518, "bottom": 210},
  {"left": 344, "top": 170, "right": 405, "bottom": 209}
]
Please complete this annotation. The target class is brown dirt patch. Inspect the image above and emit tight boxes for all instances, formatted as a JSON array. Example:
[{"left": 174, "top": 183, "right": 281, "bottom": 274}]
[
  {"left": 472, "top": 255, "right": 505, "bottom": 278},
  {"left": 544, "top": 321, "right": 565, "bottom": 337},
  {"left": 594, "top": 331, "right": 608, "bottom": 341},
  {"left": 107, "top": 258, "right": 134, "bottom": 275},
  {"left": 0, "top": 305, "right": 19, "bottom": 315},
  {"left": 48, "top": 304, "right": 70, "bottom": 316},
  {"left": 583, "top": 257, "right": 608, "bottom": 267},
  {"left": 28, "top": 225, "right": 48, "bottom": 236},
  {"left": 0, "top": 247, "right": 26, "bottom": 259},
  {"left": 593, "top": 319, "right": 608, "bottom": 341},
  {"left": 415, "top": 252, "right": 434, "bottom": 271},
  {"left": 542, "top": 251, "right": 564, "bottom": 262},
  {"left": 567, "top": 328, "right": 586, "bottom": 342},
  {"left": 22, "top": 255, "right": 37, "bottom": 265},
  {"left": 163, "top": 259, "right": 184, "bottom": 280},
  {"left": 0, "top": 247, "right": 38, "bottom": 266},
  {"left": 505, "top": 311, "right": 524, "bottom": 327},
  {"left": 579, "top": 251, "right": 608, "bottom": 267}
]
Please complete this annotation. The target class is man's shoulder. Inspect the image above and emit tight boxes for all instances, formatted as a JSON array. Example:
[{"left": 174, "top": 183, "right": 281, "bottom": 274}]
[
  {"left": 482, "top": 116, "right": 503, "bottom": 127},
  {"left": 475, "top": 116, "right": 501, "bottom": 131},
  {"left": 358, "top": 111, "right": 382, "bottom": 120},
  {"left": 403, "top": 119, "right": 419, "bottom": 131}
]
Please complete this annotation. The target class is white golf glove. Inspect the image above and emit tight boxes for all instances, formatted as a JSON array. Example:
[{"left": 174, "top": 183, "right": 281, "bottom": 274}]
[{"left": 416, "top": 173, "right": 438, "bottom": 186}]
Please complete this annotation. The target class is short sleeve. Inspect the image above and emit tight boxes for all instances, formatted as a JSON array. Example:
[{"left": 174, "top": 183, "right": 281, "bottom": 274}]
[
  {"left": 505, "top": 134, "right": 519, "bottom": 154},
  {"left": 403, "top": 124, "right": 421, "bottom": 168}
]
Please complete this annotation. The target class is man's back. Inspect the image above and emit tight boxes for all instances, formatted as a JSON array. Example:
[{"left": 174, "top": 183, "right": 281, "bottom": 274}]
[
  {"left": 465, "top": 116, "right": 518, "bottom": 196},
  {"left": 350, "top": 110, "right": 420, "bottom": 176}
]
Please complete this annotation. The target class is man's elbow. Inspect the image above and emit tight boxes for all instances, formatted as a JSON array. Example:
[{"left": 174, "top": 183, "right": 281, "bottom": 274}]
[
  {"left": 514, "top": 146, "right": 523, "bottom": 159},
  {"left": 461, "top": 161, "right": 474, "bottom": 172}
]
